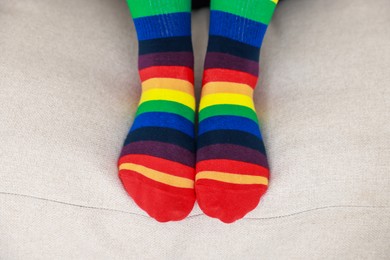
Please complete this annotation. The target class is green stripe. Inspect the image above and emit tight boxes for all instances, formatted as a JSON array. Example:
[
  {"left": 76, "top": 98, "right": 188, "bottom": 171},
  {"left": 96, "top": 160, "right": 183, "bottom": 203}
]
[
  {"left": 127, "top": 0, "right": 191, "bottom": 19},
  {"left": 211, "top": 0, "right": 277, "bottom": 25},
  {"left": 199, "top": 104, "right": 259, "bottom": 124},
  {"left": 136, "top": 100, "right": 194, "bottom": 122}
]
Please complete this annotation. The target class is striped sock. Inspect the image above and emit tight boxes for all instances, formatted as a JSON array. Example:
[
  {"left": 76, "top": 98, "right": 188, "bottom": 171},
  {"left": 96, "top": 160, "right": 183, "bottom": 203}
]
[
  {"left": 196, "top": 0, "right": 278, "bottom": 223},
  {"left": 118, "top": 0, "right": 196, "bottom": 222}
]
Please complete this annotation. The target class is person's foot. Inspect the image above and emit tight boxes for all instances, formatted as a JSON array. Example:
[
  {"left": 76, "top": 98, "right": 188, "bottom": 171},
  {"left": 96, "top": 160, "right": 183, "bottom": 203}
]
[
  {"left": 119, "top": 0, "right": 196, "bottom": 222},
  {"left": 195, "top": 0, "right": 277, "bottom": 223}
]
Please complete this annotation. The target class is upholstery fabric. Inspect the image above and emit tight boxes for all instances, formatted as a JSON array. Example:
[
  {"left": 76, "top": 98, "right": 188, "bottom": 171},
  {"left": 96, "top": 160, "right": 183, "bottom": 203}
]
[{"left": 0, "top": 0, "right": 389, "bottom": 258}]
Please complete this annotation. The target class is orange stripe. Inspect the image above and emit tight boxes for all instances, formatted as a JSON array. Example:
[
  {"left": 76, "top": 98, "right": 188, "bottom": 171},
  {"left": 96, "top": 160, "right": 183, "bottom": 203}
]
[
  {"left": 197, "top": 159, "right": 268, "bottom": 177},
  {"left": 141, "top": 78, "right": 194, "bottom": 95},
  {"left": 201, "top": 82, "right": 254, "bottom": 97},
  {"left": 139, "top": 66, "right": 194, "bottom": 83},
  {"left": 120, "top": 170, "right": 195, "bottom": 196},
  {"left": 119, "top": 163, "right": 194, "bottom": 189},
  {"left": 119, "top": 154, "right": 194, "bottom": 179},
  {"left": 203, "top": 68, "right": 258, "bottom": 88},
  {"left": 196, "top": 171, "right": 268, "bottom": 185}
]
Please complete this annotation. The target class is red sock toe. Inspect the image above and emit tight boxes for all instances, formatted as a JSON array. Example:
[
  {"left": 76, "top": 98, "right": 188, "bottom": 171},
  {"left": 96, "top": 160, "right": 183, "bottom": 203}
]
[
  {"left": 120, "top": 170, "right": 195, "bottom": 222},
  {"left": 196, "top": 180, "right": 267, "bottom": 223}
]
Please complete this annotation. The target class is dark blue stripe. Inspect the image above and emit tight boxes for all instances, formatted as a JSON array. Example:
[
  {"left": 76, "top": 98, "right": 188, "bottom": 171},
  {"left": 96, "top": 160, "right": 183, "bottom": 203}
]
[
  {"left": 197, "top": 130, "right": 265, "bottom": 154},
  {"left": 139, "top": 36, "right": 193, "bottom": 55},
  {"left": 133, "top": 12, "right": 191, "bottom": 41},
  {"left": 207, "top": 35, "right": 260, "bottom": 61},
  {"left": 209, "top": 10, "right": 268, "bottom": 47},
  {"left": 125, "top": 127, "right": 194, "bottom": 152},
  {"left": 198, "top": 115, "right": 262, "bottom": 139},
  {"left": 130, "top": 112, "right": 194, "bottom": 138}
]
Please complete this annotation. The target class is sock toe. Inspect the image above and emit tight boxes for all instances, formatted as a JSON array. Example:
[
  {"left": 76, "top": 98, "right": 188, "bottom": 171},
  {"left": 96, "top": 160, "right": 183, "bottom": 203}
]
[
  {"left": 196, "top": 180, "right": 267, "bottom": 223},
  {"left": 195, "top": 0, "right": 277, "bottom": 223},
  {"left": 120, "top": 170, "right": 195, "bottom": 222}
]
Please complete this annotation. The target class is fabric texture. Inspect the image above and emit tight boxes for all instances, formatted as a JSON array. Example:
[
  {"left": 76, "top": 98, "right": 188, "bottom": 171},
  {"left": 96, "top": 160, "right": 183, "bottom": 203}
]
[
  {"left": 119, "top": 0, "right": 196, "bottom": 222},
  {"left": 0, "top": 0, "right": 389, "bottom": 258},
  {"left": 196, "top": 0, "right": 277, "bottom": 223}
]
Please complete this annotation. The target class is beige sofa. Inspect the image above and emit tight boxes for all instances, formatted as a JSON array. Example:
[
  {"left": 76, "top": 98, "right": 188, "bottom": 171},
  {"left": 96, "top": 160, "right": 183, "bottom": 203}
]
[{"left": 1, "top": 0, "right": 389, "bottom": 258}]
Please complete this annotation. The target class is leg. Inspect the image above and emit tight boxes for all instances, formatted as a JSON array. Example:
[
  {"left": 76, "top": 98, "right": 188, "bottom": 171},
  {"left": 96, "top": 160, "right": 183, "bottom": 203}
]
[
  {"left": 119, "top": 0, "right": 196, "bottom": 222},
  {"left": 196, "top": 0, "right": 278, "bottom": 223}
]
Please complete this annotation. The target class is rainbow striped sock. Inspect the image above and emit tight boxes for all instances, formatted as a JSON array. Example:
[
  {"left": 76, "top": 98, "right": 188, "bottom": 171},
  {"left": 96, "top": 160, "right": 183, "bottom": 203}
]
[
  {"left": 196, "top": 0, "right": 278, "bottom": 223},
  {"left": 118, "top": 0, "right": 195, "bottom": 222}
]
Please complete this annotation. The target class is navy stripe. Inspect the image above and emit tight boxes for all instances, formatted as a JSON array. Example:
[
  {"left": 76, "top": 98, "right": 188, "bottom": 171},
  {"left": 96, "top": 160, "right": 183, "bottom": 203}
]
[
  {"left": 197, "top": 130, "right": 266, "bottom": 154},
  {"left": 139, "top": 36, "right": 193, "bottom": 55},
  {"left": 125, "top": 127, "right": 194, "bottom": 152},
  {"left": 210, "top": 10, "right": 268, "bottom": 47},
  {"left": 207, "top": 35, "right": 260, "bottom": 61},
  {"left": 133, "top": 12, "right": 191, "bottom": 41}
]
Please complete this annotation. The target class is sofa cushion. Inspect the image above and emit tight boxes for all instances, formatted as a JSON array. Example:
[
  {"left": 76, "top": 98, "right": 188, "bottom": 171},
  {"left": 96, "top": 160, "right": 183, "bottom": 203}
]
[{"left": 1, "top": 0, "right": 389, "bottom": 258}]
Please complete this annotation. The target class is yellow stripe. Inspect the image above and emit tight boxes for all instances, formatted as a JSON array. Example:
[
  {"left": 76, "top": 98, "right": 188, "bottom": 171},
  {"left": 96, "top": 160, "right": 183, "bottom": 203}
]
[
  {"left": 140, "top": 89, "right": 195, "bottom": 111},
  {"left": 196, "top": 171, "right": 268, "bottom": 185},
  {"left": 271, "top": 0, "right": 279, "bottom": 4},
  {"left": 199, "top": 93, "right": 255, "bottom": 111},
  {"left": 142, "top": 78, "right": 194, "bottom": 95},
  {"left": 201, "top": 82, "right": 253, "bottom": 97},
  {"left": 119, "top": 163, "right": 194, "bottom": 189}
]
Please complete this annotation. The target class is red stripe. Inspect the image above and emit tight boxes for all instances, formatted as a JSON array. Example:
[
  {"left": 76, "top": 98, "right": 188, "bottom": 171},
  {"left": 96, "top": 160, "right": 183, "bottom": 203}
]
[
  {"left": 196, "top": 159, "right": 269, "bottom": 178},
  {"left": 139, "top": 66, "right": 194, "bottom": 83},
  {"left": 202, "top": 68, "right": 258, "bottom": 88},
  {"left": 119, "top": 154, "right": 195, "bottom": 179}
]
